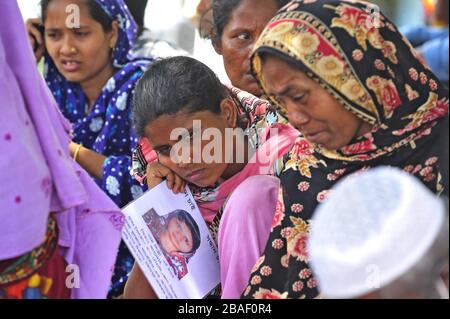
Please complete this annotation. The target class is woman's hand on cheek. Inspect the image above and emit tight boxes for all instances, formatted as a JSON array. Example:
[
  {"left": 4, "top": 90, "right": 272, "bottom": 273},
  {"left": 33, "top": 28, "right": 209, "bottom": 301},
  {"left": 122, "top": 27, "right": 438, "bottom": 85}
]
[
  {"left": 25, "top": 18, "right": 45, "bottom": 62},
  {"left": 146, "top": 162, "right": 186, "bottom": 194}
]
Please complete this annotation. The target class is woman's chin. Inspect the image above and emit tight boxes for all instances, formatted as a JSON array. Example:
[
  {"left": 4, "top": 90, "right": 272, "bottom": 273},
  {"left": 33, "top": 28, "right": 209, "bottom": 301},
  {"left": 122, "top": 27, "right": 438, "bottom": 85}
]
[
  {"left": 57, "top": 69, "right": 84, "bottom": 83},
  {"left": 62, "top": 74, "right": 84, "bottom": 83},
  {"left": 190, "top": 176, "right": 218, "bottom": 188},
  {"left": 190, "top": 180, "right": 210, "bottom": 188},
  {"left": 238, "top": 77, "right": 262, "bottom": 97}
]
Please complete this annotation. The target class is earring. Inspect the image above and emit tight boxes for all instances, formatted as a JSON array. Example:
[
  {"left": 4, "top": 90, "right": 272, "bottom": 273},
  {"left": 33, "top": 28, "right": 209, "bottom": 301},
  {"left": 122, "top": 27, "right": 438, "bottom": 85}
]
[{"left": 110, "top": 46, "right": 116, "bottom": 63}]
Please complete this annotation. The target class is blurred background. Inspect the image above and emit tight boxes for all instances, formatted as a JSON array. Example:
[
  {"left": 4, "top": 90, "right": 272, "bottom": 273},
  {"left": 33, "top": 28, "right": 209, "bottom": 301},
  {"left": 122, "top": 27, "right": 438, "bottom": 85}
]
[
  {"left": 16, "top": 0, "right": 438, "bottom": 82},
  {"left": 18, "top": 0, "right": 430, "bottom": 46}
]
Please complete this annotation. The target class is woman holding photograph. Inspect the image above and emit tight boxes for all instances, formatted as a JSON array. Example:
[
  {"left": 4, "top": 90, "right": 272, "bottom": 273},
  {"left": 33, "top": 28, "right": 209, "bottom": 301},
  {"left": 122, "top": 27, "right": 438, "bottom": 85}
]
[
  {"left": 123, "top": 56, "right": 299, "bottom": 299},
  {"left": 143, "top": 209, "right": 201, "bottom": 280}
]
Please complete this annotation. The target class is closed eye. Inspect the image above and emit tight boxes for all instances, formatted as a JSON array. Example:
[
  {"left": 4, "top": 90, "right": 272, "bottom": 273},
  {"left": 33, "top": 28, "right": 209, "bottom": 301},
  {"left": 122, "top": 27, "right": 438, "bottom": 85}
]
[
  {"left": 74, "top": 30, "right": 89, "bottom": 37},
  {"left": 293, "top": 93, "right": 308, "bottom": 103},
  {"left": 45, "top": 32, "right": 60, "bottom": 39}
]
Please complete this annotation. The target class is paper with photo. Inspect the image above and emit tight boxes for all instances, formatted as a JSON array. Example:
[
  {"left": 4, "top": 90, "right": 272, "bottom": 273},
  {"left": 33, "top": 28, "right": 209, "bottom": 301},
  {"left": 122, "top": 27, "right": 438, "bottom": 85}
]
[{"left": 122, "top": 182, "right": 220, "bottom": 299}]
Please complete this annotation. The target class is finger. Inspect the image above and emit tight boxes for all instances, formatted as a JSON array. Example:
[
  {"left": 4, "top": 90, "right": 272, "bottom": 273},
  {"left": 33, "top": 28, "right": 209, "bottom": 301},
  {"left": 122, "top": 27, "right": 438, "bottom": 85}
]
[
  {"left": 146, "top": 176, "right": 163, "bottom": 189},
  {"left": 29, "top": 26, "right": 43, "bottom": 46},
  {"left": 147, "top": 163, "right": 165, "bottom": 178},
  {"left": 150, "top": 169, "right": 164, "bottom": 179},
  {"left": 27, "top": 18, "right": 42, "bottom": 25},
  {"left": 28, "top": 34, "right": 36, "bottom": 49},
  {"left": 35, "top": 46, "right": 45, "bottom": 62},
  {"left": 180, "top": 180, "right": 187, "bottom": 193},
  {"left": 28, "top": 19, "right": 44, "bottom": 44},
  {"left": 172, "top": 173, "right": 180, "bottom": 193},
  {"left": 174, "top": 175, "right": 185, "bottom": 194},
  {"left": 146, "top": 165, "right": 164, "bottom": 189},
  {"left": 165, "top": 171, "right": 175, "bottom": 190}
]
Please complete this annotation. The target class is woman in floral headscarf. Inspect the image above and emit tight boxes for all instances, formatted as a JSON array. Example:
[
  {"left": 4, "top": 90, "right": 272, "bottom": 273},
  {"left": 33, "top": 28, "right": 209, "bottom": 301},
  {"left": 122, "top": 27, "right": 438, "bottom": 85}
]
[
  {"left": 243, "top": 0, "right": 449, "bottom": 299},
  {"left": 27, "top": 0, "right": 152, "bottom": 297}
]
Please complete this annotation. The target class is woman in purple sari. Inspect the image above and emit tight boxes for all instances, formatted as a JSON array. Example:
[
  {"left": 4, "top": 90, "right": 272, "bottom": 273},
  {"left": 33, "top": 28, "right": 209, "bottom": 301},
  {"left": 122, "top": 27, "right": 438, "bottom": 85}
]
[
  {"left": 0, "top": 0, "right": 123, "bottom": 299},
  {"left": 26, "top": 0, "right": 154, "bottom": 297}
]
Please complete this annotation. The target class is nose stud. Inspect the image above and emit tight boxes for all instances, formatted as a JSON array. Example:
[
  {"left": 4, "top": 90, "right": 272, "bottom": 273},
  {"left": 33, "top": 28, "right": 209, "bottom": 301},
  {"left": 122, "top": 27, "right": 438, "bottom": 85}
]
[{"left": 70, "top": 47, "right": 77, "bottom": 53}]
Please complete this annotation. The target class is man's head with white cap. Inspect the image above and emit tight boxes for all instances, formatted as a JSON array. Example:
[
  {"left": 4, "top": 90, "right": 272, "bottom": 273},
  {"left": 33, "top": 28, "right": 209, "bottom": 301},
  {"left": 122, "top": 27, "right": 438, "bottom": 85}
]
[{"left": 309, "top": 167, "right": 449, "bottom": 299}]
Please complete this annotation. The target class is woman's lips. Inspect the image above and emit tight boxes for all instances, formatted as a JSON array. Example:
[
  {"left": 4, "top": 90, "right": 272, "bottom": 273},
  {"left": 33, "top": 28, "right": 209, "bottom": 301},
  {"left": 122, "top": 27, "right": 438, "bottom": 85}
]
[
  {"left": 305, "top": 131, "right": 326, "bottom": 144},
  {"left": 60, "top": 60, "right": 81, "bottom": 72},
  {"left": 185, "top": 168, "right": 206, "bottom": 182}
]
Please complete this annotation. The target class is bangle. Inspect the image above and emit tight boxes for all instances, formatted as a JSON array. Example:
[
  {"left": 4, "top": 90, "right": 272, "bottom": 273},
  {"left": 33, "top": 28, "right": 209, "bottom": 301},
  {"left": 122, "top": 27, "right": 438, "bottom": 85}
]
[{"left": 73, "top": 144, "right": 83, "bottom": 162}]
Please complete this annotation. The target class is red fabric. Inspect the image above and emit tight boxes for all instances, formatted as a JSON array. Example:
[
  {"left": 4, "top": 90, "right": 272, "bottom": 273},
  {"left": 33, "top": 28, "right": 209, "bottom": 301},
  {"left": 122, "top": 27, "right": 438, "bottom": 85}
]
[{"left": 0, "top": 245, "right": 71, "bottom": 299}]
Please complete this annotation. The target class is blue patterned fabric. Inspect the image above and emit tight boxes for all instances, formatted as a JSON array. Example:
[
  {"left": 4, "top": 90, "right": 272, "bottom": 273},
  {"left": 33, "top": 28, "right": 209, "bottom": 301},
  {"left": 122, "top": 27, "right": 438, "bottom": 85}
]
[
  {"left": 44, "top": 0, "right": 151, "bottom": 207},
  {"left": 43, "top": 0, "right": 153, "bottom": 297}
]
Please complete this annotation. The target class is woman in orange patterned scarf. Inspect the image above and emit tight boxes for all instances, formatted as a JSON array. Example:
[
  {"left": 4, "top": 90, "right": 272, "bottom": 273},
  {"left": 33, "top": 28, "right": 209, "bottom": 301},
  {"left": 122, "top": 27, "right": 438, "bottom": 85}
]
[{"left": 243, "top": 0, "right": 449, "bottom": 299}]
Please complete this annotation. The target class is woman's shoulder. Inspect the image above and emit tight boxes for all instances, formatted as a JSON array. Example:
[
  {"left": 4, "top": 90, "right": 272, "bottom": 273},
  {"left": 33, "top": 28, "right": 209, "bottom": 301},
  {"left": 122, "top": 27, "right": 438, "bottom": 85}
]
[
  {"left": 112, "top": 58, "right": 154, "bottom": 82},
  {"left": 229, "top": 86, "right": 288, "bottom": 125}
]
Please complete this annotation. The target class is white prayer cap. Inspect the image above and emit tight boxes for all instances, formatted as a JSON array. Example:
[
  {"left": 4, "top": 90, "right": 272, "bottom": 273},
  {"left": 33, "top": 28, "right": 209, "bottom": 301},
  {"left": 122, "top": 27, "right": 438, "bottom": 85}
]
[{"left": 309, "top": 166, "right": 446, "bottom": 299}]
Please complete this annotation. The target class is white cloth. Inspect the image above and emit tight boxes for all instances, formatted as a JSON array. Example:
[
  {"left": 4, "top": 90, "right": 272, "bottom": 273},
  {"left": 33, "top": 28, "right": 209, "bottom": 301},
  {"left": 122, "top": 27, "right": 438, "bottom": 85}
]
[{"left": 309, "top": 166, "right": 446, "bottom": 298}]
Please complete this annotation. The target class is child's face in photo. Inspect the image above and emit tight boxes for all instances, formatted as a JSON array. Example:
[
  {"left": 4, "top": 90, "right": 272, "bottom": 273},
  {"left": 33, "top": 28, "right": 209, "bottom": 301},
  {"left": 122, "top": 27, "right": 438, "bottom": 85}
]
[{"left": 166, "top": 217, "right": 194, "bottom": 254}]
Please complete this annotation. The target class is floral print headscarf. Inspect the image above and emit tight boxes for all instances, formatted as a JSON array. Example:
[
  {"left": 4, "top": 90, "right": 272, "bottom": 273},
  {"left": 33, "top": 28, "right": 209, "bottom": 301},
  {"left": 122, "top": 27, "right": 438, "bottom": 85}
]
[{"left": 243, "top": 0, "right": 449, "bottom": 299}]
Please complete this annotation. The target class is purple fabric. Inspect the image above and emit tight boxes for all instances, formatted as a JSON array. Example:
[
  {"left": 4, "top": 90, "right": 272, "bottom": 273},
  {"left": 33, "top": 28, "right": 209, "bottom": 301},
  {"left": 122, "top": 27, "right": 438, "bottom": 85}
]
[
  {"left": 218, "top": 175, "right": 280, "bottom": 299},
  {"left": 0, "top": 1, "right": 123, "bottom": 299}
]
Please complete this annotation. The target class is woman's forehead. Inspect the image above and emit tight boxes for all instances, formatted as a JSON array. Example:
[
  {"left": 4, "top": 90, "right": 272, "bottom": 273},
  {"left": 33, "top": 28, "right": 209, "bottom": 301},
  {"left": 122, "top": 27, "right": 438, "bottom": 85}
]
[
  {"left": 224, "top": 0, "right": 278, "bottom": 32},
  {"left": 261, "top": 55, "right": 314, "bottom": 93},
  {"left": 45, "top": 0, "right": 94, "bottom": 26},
  {"left": 145, "top": 110, "right": 220, "bottom": 142}
]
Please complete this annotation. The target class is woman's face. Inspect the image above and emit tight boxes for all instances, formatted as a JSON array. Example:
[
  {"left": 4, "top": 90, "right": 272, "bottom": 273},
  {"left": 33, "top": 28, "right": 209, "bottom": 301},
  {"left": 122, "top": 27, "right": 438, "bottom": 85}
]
[
  {"left": 44, "top": 0, "right": 118, "bottom": 84},
  {"left": 261, "top": 55, "right": 373, "bottom": 150},
  {"left": 145, "top": 100, "right": 241, "bottom": 188},
  {"left": 166, "top": 217, "right": 194, "bottom": 254},
  {"left": 215, "top": 0, "right": 279, "bottom": 96}
]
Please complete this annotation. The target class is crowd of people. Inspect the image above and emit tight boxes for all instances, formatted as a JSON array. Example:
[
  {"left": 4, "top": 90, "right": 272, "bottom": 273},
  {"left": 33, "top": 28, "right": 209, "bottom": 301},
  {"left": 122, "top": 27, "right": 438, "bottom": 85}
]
[{"left": 1, "top": 0, "right": 448, "bottom": 299}]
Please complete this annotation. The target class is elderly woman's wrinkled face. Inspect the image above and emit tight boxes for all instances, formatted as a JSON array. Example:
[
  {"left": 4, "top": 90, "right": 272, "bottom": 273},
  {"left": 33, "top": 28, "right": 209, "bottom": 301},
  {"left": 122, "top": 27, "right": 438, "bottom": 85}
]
[
  {"left": 261, "top": 55, "right": 373, "bottom": 150},
  {"left": 215, "top": 0, "right": 279, "bottom": 96}
]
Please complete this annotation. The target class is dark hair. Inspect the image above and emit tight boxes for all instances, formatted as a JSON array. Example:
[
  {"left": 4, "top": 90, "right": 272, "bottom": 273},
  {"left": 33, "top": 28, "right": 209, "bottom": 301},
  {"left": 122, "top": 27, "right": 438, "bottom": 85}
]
[
  {"left": 212, "top": 0, "right": 290, "bottom": 42},
  {"left": 133, "top": 56, "right": 228, "bottom": 137},
  {"left": 124, "top": 0, "right": 148, "bottom": 35},
  {"left": 169, "top": 210, "right": 202, "bottom": 253},
  {"left": 41, "top": 0, "right": 113, "bottom": 32}
]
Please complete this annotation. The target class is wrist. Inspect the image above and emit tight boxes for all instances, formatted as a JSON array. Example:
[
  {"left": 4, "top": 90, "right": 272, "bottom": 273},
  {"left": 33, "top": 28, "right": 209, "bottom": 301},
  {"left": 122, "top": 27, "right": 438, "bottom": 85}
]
[{"left": 73, "top": 143, "right": 83, "bottom": 162}]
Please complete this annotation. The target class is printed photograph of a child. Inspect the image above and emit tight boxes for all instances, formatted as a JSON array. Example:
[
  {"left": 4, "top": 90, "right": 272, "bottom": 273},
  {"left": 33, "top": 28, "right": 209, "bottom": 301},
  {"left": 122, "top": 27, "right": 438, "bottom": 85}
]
[{"left": 142, "top": 208, "right": 201, "bottom": 280}]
